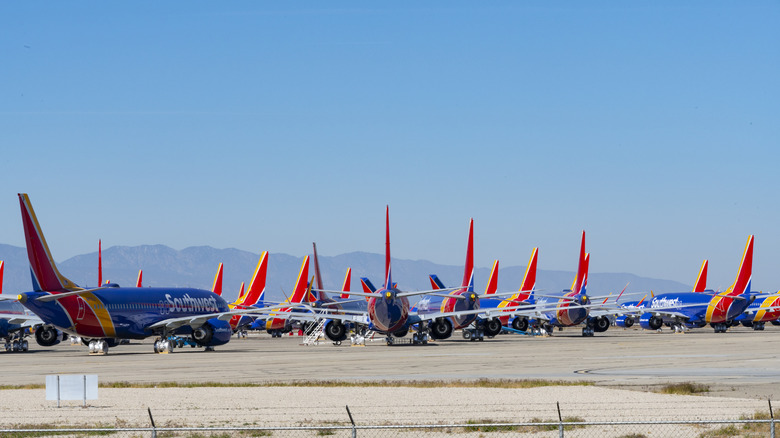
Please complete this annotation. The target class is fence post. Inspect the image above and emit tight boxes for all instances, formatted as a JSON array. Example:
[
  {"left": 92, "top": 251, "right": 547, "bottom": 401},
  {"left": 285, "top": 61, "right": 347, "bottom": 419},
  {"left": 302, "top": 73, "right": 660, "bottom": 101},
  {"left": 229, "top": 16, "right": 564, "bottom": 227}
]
[
  {"left": 346, "top": 405, "right": 356, "bottom": 438},
  {"left": 147, "top": 407, "right": 157, "bottom": 438},
  {"left": 769, "top": 399, "right": 775, "bottom": 438},
  {"left": 557, "top": 401, "right": 564, "bottom": 438}
]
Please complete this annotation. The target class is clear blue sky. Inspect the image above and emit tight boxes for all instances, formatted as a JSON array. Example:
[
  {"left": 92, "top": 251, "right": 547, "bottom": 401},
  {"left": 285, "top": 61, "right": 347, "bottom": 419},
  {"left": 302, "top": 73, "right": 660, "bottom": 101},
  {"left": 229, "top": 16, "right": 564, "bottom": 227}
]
[{"left": 1, "top": 2, "right": 778, "bottom": 291}]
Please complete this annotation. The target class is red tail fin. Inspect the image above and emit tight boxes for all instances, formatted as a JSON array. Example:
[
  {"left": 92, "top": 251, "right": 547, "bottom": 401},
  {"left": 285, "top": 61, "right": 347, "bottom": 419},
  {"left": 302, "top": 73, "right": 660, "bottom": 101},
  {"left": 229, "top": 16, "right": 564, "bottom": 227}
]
[
  {"left": 385, "top": 206, "right": 392, "bottom": 289},
  {"left": 18, "top": 193, "right": 80, "bottom": 292},
  {"left": 0, "top": 260, "right": 4, "bottom": 293},
  {"left": 241, "top": 251, "right": 268, "bottom": 305},
  {"left": 212, "top": 263, "right": 224, "bottom": 296},
  {"left": 519, "top": 248, "right": 538, "bottom": 294},
  {"left": 461, "top": 219, "right": 474, "bottom": 291},
  {"left": 570, "top": 231, "right": 587, "bottom": 294},
  {"left": 237, "top": 282, "right": 245, "bottom": 301},
  {"left": 728, "top": 235, "right": 753, "bottom": 296},
  {"left": 289, "top": 256, "right": 311, "bottom": 304},
  {"left": 484, "top": 260, "right": 499, "bottom": 295},
  {"left": 693, "top": 260, "right": 708, "bottom": 293},
  {"left": 339, "top": 268, "right": 352, "bottom": 299},
  {"left": 135, "top": 269, "right": 143, "bottom": 288},
  {"left": 98, "top": 240, "right": 102, "bottom": 288}
]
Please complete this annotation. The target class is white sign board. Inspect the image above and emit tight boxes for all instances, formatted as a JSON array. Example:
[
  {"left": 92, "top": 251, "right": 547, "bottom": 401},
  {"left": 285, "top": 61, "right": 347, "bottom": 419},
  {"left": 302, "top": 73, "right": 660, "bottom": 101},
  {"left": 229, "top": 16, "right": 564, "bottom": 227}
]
[{"left": 46, "top": 375, "right": 98, "bottom": 406}]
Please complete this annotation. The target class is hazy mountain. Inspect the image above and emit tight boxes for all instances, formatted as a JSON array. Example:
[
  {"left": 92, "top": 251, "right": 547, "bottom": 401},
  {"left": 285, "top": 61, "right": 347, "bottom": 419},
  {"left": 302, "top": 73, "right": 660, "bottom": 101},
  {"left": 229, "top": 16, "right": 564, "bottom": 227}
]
[{"left": 0, "top": 244, "right": 691, "bottom": 304}]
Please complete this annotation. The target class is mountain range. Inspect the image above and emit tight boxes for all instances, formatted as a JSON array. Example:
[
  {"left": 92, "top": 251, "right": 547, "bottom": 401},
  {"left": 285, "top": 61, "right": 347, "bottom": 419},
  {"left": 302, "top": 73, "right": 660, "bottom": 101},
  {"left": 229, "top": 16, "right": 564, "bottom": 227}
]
[{"left": 0, "top": 243, "right": 691, "bottom": 304}]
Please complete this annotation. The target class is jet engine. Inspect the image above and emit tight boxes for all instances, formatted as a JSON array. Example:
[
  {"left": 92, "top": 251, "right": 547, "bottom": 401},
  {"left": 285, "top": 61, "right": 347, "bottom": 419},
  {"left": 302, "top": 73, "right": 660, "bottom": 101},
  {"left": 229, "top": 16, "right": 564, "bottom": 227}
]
[
  {"left": 35, "top": 325, "right": 66, "bottom": 347},
  {"left": 323, "top": 320, "right": 347, "bottom": 342},
  {"left": 482, "top": 318, "right": 503, "bottom": 337},
  {"left": 589, "top": 316, "right": 610, "bottom": 333},
  {"left": 192, "top": 319, "right": 232, "bottom": 347},
  {"left": 392, "top": 328, "right": 409, "bottom": 338},
  {"left": 615, "top": 315, "right": 634, "bottom": 328},
  {"left": 429, "top": 318, "right": 453, "bottom": 340},
  {"left": 511, "top": 317, "right": 529, "bottom": 332},
  {"left": 639, "top": 313, "right": 663, "bottom": 330}
]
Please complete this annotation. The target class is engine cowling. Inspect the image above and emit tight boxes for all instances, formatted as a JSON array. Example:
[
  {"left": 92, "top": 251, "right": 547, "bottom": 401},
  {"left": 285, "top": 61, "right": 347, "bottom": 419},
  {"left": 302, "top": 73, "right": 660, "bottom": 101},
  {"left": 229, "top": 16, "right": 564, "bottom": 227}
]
[
  {"left": 35, "top": 326, "right": 64, "bottom": 347},
  {"left": 511, "top": 317, "right": 529, "bottom": 332},
  {"left": 429, "top": 318, "right": 453, "bottom": 340},
  {"left": 192, "top": 319, "right": 232, "bottom": 347},
  {"left": 482, "top": 318, "right": 502, "bottom": 337},
  {"left": 590, "top": 316, "right": 610, "bottom": 333},
  {"left": 615, "top": 315, "right": 634, "bottom": 328},
  {"left": 392, "top": 328, "right": 409, "bottom": 338},
  {"left": 639, "top": 313, "right": 663, "bottom": 330},
  {"left": 323, "top": 320, "right": 347, "bottom": 342}
]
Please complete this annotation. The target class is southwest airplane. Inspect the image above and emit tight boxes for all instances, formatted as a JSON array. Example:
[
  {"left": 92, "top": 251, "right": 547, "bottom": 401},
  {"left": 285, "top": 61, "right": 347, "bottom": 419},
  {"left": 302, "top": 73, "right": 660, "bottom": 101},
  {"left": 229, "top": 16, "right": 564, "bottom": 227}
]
[
  {"left": 15, "top": 193, "right": 272, "bottom": 355},
  {"left": 1, "top": 261, "right": 44, "bottom": 352},
  {"left": 308, "top": 207, "right": 503, "bottom": 345},
  {"left": 617, "top": 235, "right": 755, "bottom": 333},
  {"left": 225, "top": 252, "right": 269, "bottom": 334},
  {"left": 248, "top": 255, "right": 314, "bottom": 336}
]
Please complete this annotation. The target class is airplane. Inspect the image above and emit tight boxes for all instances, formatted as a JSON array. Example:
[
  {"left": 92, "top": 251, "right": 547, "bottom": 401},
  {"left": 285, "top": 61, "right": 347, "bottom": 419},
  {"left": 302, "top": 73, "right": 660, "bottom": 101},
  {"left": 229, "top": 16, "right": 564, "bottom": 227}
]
[
  {"left": 735, "top": 293, "right": 780, "bottom": 331},
  {"left": 250, "top": 255, "right": 313, "bottom": 337},
  {"left": 306, "top": 207, "right": 501, "bottom": 346},
  {"left": 14, "top": 193, "right": 277, "bottom": 355},
  {"left": 616, "top": 235, "right": 755, "bottom": 333},
  {"left": 1, "top": 261, "right": 44, "bottom": 352},
  {"left": 614, "top": 260, "right": 709, "bottom": 329},
  {"left": 226, "top": 252, "right": 269, "bottom": 335}
]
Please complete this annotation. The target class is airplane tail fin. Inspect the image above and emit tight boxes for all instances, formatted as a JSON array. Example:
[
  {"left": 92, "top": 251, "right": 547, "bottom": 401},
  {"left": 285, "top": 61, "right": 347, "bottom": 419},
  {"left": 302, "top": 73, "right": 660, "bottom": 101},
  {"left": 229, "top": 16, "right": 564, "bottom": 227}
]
[
  {"left": 241, "top": 251, "right": 268, "bottom": 306},
  {"left": 484, "top": 260, "right": 499, "bottom": 295},
  {"left": 693, "top": 260, "right": 708, "bottom": 293},
  {"left": 461, "top": 218, "right": 475, "bottom": 292},
  {"left": 728, "top": 235, "right": 753, "bottom": 296},
  {"left": 0, "top": 260, "right": 4, "bottom": 293},
  {"left": 289, "top": 256, "right": 311, "bottom": 304},
  {"left": 517, "top": 248, "right": 538, "bottom": 301},
  {"left": 98, "top": 240, "right": 102, "bottom": 288},
  {"left": 135, "top": 269, "right": 143, "bottom": 288},
  {"left": 385, "top": 206, "right": 392, "bottom": 289},
  {"left": 313, "top": 243, "right": 324, "bottom": 299},
  {"left": 429, "top": 274, "right": 446, "bottom": 290},
  {"left": 212, "top": 263, "right": 224, "bottom": 296},
  {"left": 570, "top": 231, "right": 587, "bottom": 295},
  {"left": 18, "top": 193, "right": 80, "bottom": 292},
  {"left": 339, "top": 268, "right": 352, "bottom": 299},
  {"left": 237, "top": 282, "right": 246, "bottom": 302}
]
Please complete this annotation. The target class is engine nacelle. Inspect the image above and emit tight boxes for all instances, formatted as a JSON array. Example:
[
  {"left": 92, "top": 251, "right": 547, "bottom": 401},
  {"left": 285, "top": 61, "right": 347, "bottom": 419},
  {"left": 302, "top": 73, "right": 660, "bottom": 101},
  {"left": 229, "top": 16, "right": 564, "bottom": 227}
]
[
  {"left": 615, "top": 315, "right": 634, "bottom": 328},
  {"left": 192, "top": 319, "right": 232, "bottom": 347},
  {"left": 511, "top": 317, "right": 529, "bottom": 332},
  {"left": 392, "top": 328, "right": 409, "bottom": 338},
  {"left": 482, "top": 318, "right": 503, "bottom": 337},
  {"left": 323, "top": 320, "right": 347, "bottom": 342},
  {"left": 429, "top": 318, "right": 453, "bottom": 340},
  {"left": 35, "top": 325, "right": 64, "bottom": 347},
  {"left": 639, "top": 313, "right": 663, "bottom": 331},
  {"left": 589, "top": 316, "right": 610, "bottom": 333}
]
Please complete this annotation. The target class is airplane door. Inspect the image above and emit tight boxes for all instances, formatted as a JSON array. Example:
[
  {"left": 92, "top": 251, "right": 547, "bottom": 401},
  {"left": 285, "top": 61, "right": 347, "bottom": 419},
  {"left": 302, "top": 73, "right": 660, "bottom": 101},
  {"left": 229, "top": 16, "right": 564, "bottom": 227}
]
[{"left": 77, "top": 297, "right": 86, "bottom": 320}]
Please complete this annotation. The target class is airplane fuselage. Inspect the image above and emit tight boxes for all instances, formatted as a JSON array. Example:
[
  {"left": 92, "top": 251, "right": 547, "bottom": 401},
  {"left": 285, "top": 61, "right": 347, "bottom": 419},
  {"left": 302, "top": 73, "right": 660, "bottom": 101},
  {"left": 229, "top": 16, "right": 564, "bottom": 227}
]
[
  {"left": 415, "top": 290, "right": 479, "bottom": 329},
  {"left": 367, "top": 288, "right": 410, "bottom": 334},
  {"left": 18, "top": 287, "right": 230, "bottom": 339}
]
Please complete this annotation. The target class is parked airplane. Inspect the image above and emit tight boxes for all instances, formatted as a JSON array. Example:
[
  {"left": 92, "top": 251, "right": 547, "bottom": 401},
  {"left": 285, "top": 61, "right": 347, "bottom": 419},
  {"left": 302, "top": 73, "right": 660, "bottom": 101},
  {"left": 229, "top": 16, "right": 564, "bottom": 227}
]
[
  {"left": 226, "top": 252, "right": 269, "bottom": 333},
  {"left": 14, "top": 193, "right": 272, "bottom": 355},
  {"left": 1, "top": 261, "right": 43, "bottom": 352},
  {"left": 619, "top": 235, "right": 755, "bottom": 333}
]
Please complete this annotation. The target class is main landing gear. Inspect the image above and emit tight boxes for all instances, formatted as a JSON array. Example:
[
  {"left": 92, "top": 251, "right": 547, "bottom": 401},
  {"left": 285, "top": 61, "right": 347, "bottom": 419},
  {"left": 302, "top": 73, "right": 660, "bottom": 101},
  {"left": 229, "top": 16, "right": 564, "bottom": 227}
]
[
  {"left": 711, "top": 323, "right": 729, "bottom": 333},
  {"left": 462, "top": 328, "right": 485, "bottom": 341},
  {"left": 3, "top": 335, "right": 29, "bottom": 352},
  {"left": 88, "top": 339, "right": 109, "bottom": 355},
  {"left": 153, "top": 336, "right": 201, "bottom": 354},
  {"left": 582, "top": 326, "right": 595, "bottom": 337}
]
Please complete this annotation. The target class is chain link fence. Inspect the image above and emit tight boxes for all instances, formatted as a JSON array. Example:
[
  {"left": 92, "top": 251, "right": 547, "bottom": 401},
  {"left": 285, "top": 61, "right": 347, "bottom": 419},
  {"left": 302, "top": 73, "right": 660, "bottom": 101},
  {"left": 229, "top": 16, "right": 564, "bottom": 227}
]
[{"left": 1, "top": 418, "right": 777, "bottom": 437}]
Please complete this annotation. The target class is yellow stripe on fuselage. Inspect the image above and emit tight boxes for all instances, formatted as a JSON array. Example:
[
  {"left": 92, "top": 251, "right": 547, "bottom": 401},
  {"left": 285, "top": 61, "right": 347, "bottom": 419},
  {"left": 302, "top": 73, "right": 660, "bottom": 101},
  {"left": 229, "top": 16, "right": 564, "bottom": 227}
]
[{"left": 81, "top": 292, "right": 117, "bottom": 337}]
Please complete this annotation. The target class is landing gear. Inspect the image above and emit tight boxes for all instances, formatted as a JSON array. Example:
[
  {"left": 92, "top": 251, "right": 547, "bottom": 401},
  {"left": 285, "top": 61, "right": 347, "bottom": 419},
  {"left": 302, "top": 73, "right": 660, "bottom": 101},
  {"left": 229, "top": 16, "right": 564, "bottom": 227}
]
[
  {"left": 671, "top": 323, "right": 686, "bottom": 334},
  {"left": 88, "top": 339, "right": 109, "bottom": 355},
  {"left": 385, "top": 336, "right": 394, "bottom": 346},
  {"left": 581, "top": 326, "right": 594, "bottom": 337},
  {"left": 412, "top": 332, "right": 429, "bottom": 345},
  {"left": 461, "top": 328, "right": 485, "bottom": 341},
  {"left": 753, "top": 322, "right": 766, "bottom": 331},
  {"left": 711, "top": 323, "right": 729, "bottom": 333},
  {"left": 153, "top": 338, "right": 174, "bottom": 354},
  {"left": 4, "top": 334, "right": 29, "bottom": 352}
]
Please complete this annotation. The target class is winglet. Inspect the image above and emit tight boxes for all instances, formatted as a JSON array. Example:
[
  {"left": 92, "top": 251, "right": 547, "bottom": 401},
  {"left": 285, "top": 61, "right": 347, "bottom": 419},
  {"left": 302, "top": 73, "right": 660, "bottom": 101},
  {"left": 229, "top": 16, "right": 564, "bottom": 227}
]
[
  {"left": 212, "top": 263, "right": 224, "bottom": 296},
  {"left": 241, "top": 251, "right": 268, "bottom": 306},
  {"left": 693, "top": 260, "right": 708, "bottom": 293},
  {"left": 385, "top": 206, "right": 392, "bottom": 289},
  {"left": 484, "top": 260, "right": 499, "bottom": 295},
  {"left": 135, "top": 269, "right": 143, "bottom": 288},
  {"left": 729, "top": 235, "right": 753, "bottom": 296},
  {"left": 339, "top": 268, "right": 352, "bottom": 299},
  {"left": 18, "top": 193, "right": 80, "bottom": 292}
]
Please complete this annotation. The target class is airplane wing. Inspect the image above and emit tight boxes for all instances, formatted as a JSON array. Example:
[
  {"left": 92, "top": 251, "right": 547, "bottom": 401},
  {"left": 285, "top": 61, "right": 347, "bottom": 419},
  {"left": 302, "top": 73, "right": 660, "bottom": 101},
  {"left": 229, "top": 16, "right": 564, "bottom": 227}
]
[
  {"left": 147, "top": 304, "right": 306, "bottom": 331},
  {"left": 0, "top": 313, "right": 43, "bottom": 327}
]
